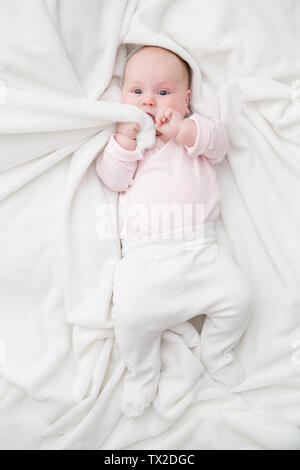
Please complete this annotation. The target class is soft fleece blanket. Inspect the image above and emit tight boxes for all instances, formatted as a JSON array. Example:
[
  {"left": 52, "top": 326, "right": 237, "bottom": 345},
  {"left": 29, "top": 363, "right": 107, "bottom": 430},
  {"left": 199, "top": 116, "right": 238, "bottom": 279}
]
[{"left": 1, "top": 0, "right": 300, "bottom": 450}]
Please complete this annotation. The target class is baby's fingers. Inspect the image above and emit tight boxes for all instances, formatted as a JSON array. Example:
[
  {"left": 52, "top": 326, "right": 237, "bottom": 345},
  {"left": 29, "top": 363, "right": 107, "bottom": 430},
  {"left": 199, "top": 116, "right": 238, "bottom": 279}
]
[
  {"left": 155, "top": 108, "right": 172, "bottom": 127},
  {"left": 164, "top": 108, "right": 173, "bottom": 120}
]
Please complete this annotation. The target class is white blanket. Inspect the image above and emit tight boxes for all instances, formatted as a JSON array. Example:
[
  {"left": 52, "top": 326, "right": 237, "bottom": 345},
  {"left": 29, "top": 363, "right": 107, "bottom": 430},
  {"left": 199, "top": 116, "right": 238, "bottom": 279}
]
[{"left": 1, "top": 0, "right": 300, "bottom": 450}]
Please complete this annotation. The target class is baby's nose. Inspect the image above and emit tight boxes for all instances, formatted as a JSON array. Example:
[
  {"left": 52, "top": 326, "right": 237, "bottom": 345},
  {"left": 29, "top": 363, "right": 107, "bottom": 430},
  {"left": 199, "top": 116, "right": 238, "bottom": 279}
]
[{"left": 141, "top": 94, "right": 156, "bottom": 108}]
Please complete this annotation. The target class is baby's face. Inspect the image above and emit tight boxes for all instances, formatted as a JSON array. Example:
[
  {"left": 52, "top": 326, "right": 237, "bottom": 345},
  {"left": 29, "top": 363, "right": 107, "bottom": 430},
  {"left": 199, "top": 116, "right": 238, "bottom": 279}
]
[{"left": 121, "top": 47, "right": 190, "bottom": 125}]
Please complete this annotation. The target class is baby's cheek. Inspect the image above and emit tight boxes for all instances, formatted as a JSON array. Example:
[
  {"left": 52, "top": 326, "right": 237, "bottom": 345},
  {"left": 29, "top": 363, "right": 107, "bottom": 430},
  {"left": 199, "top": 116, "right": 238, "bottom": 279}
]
[
  {"left": 122, "top": 97, "right": 134, "bottom": 106},
  {"left": 163, "top": 98, "right": 185, "bottom": 117},
  {"left": 121, "top": 92, "right": 138, "bottom": 106},
  {"left": 163, "top": 98, "right": 176, "bottom": 108}
]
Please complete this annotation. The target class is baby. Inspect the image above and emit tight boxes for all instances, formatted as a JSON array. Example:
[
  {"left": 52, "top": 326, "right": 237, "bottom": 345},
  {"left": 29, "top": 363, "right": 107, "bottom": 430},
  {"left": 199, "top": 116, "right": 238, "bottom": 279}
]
[{"left": 96, "top": 46, "right": 253, "bottom": 417}]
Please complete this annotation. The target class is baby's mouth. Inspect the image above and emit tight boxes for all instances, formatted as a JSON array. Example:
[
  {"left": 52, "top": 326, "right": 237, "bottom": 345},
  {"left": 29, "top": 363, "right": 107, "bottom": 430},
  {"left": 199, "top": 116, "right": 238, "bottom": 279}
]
[
  {"left": 146, "top": 112, "right": 156, "bottom": 123},
  {"left": 146, "top": 112, "right": 161, "bottom": 134}
]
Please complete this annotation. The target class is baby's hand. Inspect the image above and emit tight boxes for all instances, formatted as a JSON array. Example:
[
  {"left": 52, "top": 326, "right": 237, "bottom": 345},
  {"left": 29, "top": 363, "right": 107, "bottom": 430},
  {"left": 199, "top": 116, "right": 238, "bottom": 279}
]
[
  {"left": 155, "top": 107, "right": 184, "bottom": 140},
  {"left": 115, "top": 122, "right": 140, "bottom": 151}
]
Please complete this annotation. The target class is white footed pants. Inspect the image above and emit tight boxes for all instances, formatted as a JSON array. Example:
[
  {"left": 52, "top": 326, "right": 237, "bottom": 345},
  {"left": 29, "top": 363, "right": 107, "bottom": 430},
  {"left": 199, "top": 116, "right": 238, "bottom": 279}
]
[{"left": 112, "top": 223, "right": 253, "bottom": 417}]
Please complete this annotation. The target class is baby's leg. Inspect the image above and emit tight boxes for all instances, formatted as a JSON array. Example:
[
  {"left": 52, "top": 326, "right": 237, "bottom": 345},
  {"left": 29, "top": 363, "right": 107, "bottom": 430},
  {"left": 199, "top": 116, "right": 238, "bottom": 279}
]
[
  {"left": 112, "top": 257, "right": 166, "bottom": 417},
  {"left": 115, "top": 324, "right": 162, "bottom": 417},
  {"left": 199, "top": 245, "right": 253, "bottom": 387},
  {"left": 112, "top": 239, "right": 253, "bottom": 416}
]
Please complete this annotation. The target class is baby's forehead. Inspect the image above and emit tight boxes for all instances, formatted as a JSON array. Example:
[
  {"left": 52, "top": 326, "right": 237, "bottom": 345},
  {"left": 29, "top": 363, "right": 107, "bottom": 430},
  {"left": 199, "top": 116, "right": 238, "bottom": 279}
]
[
  {"left": 124, "top": 47, "right": 189, "bottom": 84},
  {"left": 126, "top": 47, "right": 181, "bottom": 69}
]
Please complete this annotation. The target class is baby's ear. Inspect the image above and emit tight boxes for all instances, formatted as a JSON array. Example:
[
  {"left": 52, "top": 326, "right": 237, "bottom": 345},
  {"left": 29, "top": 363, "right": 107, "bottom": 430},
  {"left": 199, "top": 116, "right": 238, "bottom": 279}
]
[{"left": 185, "top": 89, "right": 191, "bottom": 115}]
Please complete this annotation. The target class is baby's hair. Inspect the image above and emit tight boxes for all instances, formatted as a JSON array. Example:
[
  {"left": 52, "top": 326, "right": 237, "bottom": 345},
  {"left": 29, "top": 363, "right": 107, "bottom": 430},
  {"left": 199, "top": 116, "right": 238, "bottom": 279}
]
[{"left": 125, "top": 45, "right": 191, "bottom": 89}]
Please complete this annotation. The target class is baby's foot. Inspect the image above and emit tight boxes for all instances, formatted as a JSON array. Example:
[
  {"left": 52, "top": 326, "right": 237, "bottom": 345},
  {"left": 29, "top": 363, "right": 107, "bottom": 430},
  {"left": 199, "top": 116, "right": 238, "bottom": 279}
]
[
  {"left": 209, "top": 358, "right": 245, "bottom": 387},
  {"left": 121, "top": 375, "right": 158, "bottom": 418}
]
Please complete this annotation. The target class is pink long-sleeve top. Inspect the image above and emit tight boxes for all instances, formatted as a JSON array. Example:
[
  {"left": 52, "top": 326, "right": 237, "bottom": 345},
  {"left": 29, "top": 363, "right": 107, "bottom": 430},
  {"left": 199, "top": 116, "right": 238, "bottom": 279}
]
[{"left": 96, "top": 114, "right": 229, "bottom": 239}]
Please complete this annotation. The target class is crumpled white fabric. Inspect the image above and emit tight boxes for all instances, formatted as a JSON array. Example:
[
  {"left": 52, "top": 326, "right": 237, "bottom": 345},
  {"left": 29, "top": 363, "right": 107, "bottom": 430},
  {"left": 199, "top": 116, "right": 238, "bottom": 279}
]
[{"left": 1, "top": 0, "right": 300, "bottom": 450}]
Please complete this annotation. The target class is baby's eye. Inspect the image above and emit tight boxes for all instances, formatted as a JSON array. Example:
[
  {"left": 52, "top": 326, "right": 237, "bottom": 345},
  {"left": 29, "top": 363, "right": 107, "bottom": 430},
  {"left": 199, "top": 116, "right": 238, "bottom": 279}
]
[
  {"left": 158, "top": 90, "right": 169, "bottom": 96},
  {"left": 133, "top": 89, "right": 142, "bottom": 94}
]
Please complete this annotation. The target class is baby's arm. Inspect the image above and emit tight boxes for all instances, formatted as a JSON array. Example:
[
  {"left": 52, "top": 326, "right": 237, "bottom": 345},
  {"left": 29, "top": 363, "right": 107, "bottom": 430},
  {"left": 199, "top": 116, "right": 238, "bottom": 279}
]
[
  {"left": 96, "top": 132, "right": 143, "bottom": 192},
  {"left": 175, "top": 119, "right": 197, "bottom": 148},
  {"left": 155, "top": 108, "right": 228, "bottom": 163},
  {"left": 183, "top": 114, "right": 229, "bottom": 163}
]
